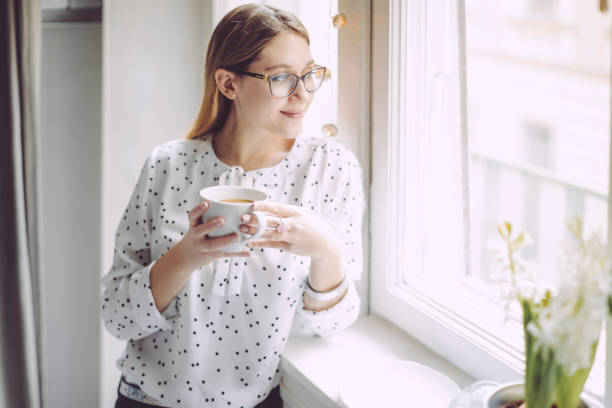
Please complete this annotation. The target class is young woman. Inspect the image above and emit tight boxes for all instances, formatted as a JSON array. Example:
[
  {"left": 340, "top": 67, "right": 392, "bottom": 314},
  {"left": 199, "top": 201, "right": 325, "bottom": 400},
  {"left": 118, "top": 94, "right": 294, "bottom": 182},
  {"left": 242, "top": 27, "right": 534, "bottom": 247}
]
[{"left": 101, "top": 4, "right": 365, "bottom": 408}]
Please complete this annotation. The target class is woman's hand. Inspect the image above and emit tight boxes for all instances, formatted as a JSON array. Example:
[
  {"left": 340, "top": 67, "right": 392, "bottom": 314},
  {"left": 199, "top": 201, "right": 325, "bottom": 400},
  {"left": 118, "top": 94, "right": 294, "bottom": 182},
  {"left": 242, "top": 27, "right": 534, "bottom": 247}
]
[
  {"left": 150, "top": 201, "right": 250, "bottom": 312},
  {"left": 239, "top": 201, "right": 342, "bottom": 261},
  {"left": 173, "top": 201, "right": 250, "bottom": 272}
]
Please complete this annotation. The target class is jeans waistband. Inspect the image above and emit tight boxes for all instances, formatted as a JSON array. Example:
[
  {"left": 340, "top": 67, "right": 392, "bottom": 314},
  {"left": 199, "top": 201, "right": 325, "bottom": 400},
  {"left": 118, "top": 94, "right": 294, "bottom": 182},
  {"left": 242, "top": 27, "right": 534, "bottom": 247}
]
[{"left": 118, "top": 375, "right": 166, "bottom": 407}]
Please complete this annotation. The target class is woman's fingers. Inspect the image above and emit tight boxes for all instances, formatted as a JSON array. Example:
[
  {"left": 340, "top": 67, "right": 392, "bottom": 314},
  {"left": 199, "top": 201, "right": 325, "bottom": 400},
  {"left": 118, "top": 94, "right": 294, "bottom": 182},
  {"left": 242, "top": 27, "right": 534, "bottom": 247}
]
[
  {"left": 252, "top": 201, "right": 301, "bottom": 217},
  {"left": 215, "top": 250, "right": 251, "bottom": 258},
  {"left": 203, "top": 233, "right": 241, "bottom": 250},
  {"left": 240, "top": 213, "right": 256, "bottom": 226},
  {"left": 240, "top": 226, "right": 287, "bottom": 241},
  {"left": 194, "top": 216, "right": 225, "bottom": 237},
  {"left": 240, "top": 215, "right": 291, "bottom": 234},
  {"left": 245, "top": 240, "right": 290, "bottom": 251},
  {"left": 188, "top": 201, "right": 209, "bottom": 227},
  {"left": 240, "top": 213, "right": 281, "bottom": 228},
  {"left": 188, "top": 200, "right": 297, "bottom": 254}
]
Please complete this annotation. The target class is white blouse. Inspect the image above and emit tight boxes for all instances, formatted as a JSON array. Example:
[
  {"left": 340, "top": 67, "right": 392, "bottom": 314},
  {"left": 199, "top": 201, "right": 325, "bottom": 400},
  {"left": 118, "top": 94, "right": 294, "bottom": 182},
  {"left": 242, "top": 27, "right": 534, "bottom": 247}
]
[{"left": 101, "top": 134, "right": 365, "bottom": 408}]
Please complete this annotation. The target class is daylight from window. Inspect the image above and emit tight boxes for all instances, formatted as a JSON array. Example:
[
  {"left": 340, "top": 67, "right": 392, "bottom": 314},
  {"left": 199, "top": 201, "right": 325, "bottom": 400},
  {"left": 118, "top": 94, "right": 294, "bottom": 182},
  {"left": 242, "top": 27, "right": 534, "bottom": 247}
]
[{"left": 466, "top": 0, "right": 611, "bottom": 289}]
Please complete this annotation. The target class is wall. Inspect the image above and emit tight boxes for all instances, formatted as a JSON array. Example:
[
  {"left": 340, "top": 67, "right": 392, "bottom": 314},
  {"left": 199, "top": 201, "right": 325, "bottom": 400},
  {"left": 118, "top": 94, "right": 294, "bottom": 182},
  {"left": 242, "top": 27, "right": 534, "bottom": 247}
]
[{"left": 40, "top": 21, "right": 102, "bottom": 408}]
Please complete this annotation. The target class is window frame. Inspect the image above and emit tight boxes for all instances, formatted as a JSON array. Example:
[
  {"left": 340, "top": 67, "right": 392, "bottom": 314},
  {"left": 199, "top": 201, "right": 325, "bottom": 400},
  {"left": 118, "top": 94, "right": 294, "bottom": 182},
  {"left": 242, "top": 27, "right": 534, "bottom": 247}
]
[{"left": 370, "top": 0, "right": 610, "bottom": 406}]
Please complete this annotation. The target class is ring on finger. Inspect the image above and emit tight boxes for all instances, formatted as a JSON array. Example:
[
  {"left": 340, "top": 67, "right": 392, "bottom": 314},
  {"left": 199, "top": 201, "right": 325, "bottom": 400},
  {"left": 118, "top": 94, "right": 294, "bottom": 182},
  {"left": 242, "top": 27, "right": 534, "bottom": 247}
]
[
  {"left": 275, "top": 220, "right": 283, "bottom": 233},
  {"left": 275, "top": 216, "right": 290, "bottom": 234},
  {"left": 268, "top": 216, "right": 283, "bottom": 233},
  {"left": 264, "top": 216, "right": 284, "bottom": 232}
]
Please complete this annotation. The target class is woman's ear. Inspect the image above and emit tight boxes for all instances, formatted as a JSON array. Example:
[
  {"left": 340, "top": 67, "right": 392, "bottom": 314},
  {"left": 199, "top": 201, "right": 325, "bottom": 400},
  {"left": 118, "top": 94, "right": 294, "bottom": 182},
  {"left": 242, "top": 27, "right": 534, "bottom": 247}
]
[{"left": 215, "top": 68, "right": 238, "bottom": 100}]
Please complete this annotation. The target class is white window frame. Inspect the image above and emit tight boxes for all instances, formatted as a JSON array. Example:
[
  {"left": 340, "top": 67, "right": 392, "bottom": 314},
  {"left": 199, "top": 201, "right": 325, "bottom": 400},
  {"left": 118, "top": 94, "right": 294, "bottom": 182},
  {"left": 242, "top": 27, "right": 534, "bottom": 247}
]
[{"left": 370, "top": 1, "right": 611, "bottom": 406}]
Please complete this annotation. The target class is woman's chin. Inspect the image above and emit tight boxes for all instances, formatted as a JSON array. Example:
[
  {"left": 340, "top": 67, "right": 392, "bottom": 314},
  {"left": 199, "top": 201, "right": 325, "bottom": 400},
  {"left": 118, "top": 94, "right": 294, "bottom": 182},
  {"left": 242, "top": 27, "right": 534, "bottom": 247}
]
[{"left": 280, "top": 125, "right": 302, "bottom": 139}]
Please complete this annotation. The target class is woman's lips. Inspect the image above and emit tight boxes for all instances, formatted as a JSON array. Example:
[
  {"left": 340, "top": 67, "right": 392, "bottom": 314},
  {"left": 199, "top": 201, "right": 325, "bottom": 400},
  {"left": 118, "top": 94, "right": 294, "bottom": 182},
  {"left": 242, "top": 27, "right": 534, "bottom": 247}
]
[{"left": 280, "top": 111, "right": 304, "bottom": 119}]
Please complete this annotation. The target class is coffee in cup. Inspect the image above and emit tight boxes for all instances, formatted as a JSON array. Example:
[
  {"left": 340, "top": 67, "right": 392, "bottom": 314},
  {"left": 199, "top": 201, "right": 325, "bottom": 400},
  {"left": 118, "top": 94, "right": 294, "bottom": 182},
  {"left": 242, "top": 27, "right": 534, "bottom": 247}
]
[{"left": 220, "top": 199, "right": 253, "bottom": 204}]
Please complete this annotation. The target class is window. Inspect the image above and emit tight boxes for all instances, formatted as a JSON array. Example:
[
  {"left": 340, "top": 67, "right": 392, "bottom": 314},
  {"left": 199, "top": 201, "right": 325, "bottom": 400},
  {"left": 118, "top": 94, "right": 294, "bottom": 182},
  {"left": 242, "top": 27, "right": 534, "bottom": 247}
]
[{"left": 371, "top": 0, "right": 610, "bottom": 405}]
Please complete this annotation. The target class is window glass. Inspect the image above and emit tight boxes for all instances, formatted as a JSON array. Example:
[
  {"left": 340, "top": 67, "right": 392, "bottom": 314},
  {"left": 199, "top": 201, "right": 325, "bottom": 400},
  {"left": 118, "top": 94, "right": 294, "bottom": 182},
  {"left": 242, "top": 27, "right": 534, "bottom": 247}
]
[{"left": 466, "top": 0, "right": 610, "bottom": 288}]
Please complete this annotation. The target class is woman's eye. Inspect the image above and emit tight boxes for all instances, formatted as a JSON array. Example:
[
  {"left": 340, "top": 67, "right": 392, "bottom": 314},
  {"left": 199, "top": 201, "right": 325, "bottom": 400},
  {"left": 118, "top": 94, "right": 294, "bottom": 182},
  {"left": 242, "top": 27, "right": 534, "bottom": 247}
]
[{"left": 270, "top": 74, "right": 290, "bottom": 82}]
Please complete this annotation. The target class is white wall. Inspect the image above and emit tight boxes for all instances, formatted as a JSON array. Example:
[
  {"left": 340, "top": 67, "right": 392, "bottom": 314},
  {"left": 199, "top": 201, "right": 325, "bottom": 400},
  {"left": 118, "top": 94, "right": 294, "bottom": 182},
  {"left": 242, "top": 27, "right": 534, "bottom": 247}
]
[
  {"left": 100, "top": 1, "right": 212, "bottom": 407},
  {"left": 40, "top": 21, "right": 102, "bottom": 408}
]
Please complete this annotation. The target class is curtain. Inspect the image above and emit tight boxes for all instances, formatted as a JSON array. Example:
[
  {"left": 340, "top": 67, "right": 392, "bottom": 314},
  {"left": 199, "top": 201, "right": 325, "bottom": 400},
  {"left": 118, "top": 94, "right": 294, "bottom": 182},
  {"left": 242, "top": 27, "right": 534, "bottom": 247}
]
[{"left": 0, "top": 1, "right": 43, "bottom": 408}]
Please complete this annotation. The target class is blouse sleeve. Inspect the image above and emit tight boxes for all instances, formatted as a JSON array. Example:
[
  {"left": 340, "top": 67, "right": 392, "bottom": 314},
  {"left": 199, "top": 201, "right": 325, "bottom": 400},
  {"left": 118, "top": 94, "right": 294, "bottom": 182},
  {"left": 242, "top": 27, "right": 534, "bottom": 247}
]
[
  {"left": 100, "top": 147, "right": 180, "bottom": 341},
  {"left": 291, "top": 144, "right": 366, "bottom": 338}
]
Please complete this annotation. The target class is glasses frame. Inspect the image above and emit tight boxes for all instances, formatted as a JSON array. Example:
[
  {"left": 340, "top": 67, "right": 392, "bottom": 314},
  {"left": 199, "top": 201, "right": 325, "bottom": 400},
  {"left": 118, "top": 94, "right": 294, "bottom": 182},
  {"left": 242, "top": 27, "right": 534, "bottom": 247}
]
[{"left": 239, "top": 66, "right": 328, "bottom": 98}]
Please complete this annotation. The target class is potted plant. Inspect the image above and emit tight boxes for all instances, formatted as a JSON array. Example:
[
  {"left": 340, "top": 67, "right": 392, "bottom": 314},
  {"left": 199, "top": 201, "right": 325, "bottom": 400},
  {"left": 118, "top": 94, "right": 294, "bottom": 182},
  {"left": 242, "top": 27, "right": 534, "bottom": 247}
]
[{"left": 485, "top": 219, "right": 611, "bottom": 408}]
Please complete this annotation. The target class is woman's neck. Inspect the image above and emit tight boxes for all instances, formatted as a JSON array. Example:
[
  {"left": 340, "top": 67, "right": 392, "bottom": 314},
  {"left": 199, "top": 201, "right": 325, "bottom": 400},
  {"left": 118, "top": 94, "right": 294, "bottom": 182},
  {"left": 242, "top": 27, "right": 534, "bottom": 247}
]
[{"left": 212, "top": 112, "right": 294, "bottom": 172}]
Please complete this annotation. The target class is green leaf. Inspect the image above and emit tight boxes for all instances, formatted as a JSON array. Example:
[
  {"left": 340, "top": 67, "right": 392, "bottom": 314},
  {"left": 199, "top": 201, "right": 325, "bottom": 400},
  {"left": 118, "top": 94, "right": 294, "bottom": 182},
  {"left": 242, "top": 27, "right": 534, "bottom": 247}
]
[
  {"left": 511, "top": 233, "right": 526, "bottom": 250},
  {"left": 522, "top": 300, "right": 556, "bottom": 408},
  {"left": 525, "top": 346, "right": 556, "bottom": 408},
  {"left": 553, "top": 340, "right": 598, "bottom": 408}
]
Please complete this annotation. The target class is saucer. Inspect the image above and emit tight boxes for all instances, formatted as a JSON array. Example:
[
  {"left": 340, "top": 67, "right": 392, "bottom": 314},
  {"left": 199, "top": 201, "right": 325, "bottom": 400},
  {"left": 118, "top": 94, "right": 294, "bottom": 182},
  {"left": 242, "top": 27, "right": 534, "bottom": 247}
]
[{"left": 338, "top": 359, "right": 461, "bottom": 408}]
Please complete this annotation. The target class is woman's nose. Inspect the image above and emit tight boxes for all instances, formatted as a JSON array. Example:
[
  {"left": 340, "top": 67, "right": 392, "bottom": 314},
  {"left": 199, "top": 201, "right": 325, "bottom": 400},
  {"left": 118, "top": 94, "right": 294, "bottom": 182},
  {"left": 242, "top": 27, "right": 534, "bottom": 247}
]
[{"left": 289, "top": 78, "right": 310, "bottom": 101}]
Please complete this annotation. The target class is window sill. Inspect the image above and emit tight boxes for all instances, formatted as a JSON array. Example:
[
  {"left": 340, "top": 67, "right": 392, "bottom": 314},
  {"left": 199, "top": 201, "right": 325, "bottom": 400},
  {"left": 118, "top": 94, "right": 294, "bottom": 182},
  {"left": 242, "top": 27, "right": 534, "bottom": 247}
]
[{"left": 279, "top": 314, "right": 475, "bottom": 408}]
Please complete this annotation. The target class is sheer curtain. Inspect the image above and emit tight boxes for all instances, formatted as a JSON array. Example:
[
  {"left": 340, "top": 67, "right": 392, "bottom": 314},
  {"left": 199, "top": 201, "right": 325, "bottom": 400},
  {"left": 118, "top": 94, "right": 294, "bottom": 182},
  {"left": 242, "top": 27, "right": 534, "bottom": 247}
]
[{"left": 0, "top": 1, "right": 43, "bottom": 407}]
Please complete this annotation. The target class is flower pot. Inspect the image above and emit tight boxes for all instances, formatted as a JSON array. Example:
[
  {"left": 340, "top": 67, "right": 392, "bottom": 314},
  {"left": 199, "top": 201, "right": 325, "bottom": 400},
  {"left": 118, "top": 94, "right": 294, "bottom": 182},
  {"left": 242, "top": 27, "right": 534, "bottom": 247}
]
[{"left": 483, "top": 381, "right": 589, "bottom": 408}]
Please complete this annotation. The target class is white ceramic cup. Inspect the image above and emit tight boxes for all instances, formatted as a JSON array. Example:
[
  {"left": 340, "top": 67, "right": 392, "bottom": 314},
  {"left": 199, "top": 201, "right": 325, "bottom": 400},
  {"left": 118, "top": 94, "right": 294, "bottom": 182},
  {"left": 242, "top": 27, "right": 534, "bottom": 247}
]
[{"left": 199, "top": 186, "right": 268, "bottom": 253}]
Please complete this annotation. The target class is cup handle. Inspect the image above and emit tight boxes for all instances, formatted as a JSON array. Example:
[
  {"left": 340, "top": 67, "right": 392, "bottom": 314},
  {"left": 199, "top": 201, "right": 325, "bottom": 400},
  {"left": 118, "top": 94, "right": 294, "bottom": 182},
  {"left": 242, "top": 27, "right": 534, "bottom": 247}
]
[
  {"left": 239, "top": 212, "right": 267, "bottom": 248},
  {"left": 249, "top": 211, "right": 268, "bottom": 239},
  {"left": 240, "top": 212, "right": 266, "bottom": 246}
]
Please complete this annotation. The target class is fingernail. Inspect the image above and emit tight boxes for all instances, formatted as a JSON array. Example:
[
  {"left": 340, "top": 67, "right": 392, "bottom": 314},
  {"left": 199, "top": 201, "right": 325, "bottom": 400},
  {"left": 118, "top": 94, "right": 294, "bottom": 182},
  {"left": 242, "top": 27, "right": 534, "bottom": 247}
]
[
  {"left": 200, "top": 202, "right": 208, "bottom": 209},
  {"left": 215, "top": 218, "right": 223, "bottom": 225},
  {"left": 240, "top": 225, "right": 248, "bottom": 233}
]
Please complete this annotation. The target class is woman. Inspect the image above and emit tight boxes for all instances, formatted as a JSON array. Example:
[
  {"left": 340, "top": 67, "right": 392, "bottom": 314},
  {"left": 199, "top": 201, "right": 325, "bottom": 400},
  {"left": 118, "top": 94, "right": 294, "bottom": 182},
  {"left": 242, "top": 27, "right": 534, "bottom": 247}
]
[{"left": 101, "top": 4, "right": 365, "bottom": 408}]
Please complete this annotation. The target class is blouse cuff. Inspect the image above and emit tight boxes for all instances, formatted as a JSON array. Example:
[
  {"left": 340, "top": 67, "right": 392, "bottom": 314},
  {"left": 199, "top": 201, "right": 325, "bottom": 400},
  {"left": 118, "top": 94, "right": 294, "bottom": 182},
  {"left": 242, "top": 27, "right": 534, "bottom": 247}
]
[
  {"left": 294, "top": 277, "right": 360, "bottom": 338},
  {"left": 128, "top": 260, "right": 177, "bottom": 333}
]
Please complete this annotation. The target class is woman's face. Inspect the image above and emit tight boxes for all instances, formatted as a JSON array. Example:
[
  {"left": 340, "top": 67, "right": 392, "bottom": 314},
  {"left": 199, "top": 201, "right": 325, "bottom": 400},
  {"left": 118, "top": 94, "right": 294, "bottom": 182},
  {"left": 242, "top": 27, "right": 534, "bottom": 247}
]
[{"left": 233, "top": 32, "right": 316, "bottom": 139}]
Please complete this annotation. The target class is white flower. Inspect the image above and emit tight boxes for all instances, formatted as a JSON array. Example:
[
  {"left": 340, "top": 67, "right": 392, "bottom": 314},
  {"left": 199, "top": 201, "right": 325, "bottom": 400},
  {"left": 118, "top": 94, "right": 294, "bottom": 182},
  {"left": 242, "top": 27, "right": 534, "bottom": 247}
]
[
  {"left": 529, "top": 228, "right": 611, "bottom": 375},
  {"left": 492, "top": 219, "right": 612, "bottom": 407},
  {"left": 488, "top": 233, "right": 546, "bottom": 321}
]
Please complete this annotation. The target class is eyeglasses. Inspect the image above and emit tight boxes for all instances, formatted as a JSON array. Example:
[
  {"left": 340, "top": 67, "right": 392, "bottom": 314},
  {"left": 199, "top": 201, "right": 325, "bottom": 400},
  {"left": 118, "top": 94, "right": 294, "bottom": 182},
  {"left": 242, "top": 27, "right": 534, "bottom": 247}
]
[{"left": 239, "top": 66, "right": 327, "bottom": 98}]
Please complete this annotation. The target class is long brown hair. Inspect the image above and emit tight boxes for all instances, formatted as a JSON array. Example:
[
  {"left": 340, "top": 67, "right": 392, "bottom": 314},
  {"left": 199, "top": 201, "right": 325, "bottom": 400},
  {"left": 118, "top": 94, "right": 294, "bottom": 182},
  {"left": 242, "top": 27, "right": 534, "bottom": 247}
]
[{"left": 185, "top": 4, "right": 309, "bottom": 140}]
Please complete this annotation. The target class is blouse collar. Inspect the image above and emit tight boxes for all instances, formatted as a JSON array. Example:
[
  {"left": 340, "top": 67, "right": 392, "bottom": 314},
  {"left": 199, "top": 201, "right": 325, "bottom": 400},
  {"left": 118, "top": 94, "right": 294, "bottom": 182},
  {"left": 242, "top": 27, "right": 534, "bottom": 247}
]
[{"left": 200, "top": 133, "right": 301, "bottom": 176}]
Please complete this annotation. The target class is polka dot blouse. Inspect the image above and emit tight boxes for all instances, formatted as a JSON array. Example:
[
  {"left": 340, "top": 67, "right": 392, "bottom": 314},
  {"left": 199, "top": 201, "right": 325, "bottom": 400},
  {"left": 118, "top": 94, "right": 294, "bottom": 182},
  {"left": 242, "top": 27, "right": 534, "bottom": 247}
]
[{"left": 100, "top": 134, "right": 365, "bottom": 408}]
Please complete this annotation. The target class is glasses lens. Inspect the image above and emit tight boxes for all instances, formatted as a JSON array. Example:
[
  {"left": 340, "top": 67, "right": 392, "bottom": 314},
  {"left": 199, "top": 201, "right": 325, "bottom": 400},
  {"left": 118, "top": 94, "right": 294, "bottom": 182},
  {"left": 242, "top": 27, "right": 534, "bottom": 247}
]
[
  {"left": 303, "top": 67, "right": 326, "bottom": 92},
  {"left": 269, "top": 74, "right": 297, "bottom": 97}
]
